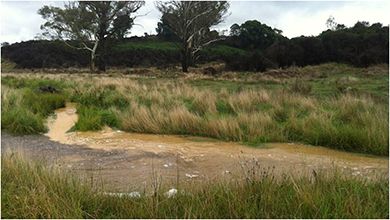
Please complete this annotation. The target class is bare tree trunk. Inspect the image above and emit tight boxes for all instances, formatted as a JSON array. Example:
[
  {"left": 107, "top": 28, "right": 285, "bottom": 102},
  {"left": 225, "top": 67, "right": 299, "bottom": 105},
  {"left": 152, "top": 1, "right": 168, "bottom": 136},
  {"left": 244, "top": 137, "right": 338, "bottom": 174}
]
[
  {"left": 90, "top": 39, "right": 99, "bottom": 73},
  {"left": 181, "top": 49, "right": 189, "bottom": 72},
  {"left": 97, "top": 38, "right": 107, "bottom": 72},
  {"left": 90, "top": 53, "right": 96, "bottom": 72},
  {"left": 181, "top": 60, "right": 189, "bottom": 72},
  {"left": 181, "top": 43, "right": 191, "bottom": 72}
]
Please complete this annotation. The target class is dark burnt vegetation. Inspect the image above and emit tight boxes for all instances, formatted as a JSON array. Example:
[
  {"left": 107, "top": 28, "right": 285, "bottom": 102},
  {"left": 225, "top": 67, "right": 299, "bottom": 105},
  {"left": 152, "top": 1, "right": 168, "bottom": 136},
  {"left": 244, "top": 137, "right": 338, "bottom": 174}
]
[{"left": 2, "top": 20, "right": 388, "bottom": 71}]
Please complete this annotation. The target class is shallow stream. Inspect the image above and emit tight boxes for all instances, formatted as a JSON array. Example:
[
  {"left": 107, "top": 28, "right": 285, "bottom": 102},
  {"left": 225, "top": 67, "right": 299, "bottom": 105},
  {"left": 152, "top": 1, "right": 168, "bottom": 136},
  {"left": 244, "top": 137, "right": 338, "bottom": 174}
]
[{"left": 42, "top": 103, "right": 388, "bottom": 190}]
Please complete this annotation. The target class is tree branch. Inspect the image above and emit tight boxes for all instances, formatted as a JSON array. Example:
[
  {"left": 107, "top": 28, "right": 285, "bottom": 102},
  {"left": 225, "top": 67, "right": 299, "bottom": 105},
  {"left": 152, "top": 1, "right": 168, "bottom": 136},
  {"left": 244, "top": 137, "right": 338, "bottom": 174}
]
[
  {"left": 192, "top": 36, "right": 225, "bottom": 55},
  {"left": 185, "top": 8, "right": 213, "bottom": 29}
]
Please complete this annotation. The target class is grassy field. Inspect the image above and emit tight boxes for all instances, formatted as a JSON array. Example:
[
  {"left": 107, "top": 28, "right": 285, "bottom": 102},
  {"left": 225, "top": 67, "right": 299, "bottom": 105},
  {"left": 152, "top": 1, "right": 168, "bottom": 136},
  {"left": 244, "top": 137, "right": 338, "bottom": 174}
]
[
  {"left": 1, "top": 63, "right": 388, "bottom": 155},
  {"left": 1, "top": 153, "right": 388, "bottom": 219},
  {"left": 1, "top": 63, "right": 389, "bottom": 218}
]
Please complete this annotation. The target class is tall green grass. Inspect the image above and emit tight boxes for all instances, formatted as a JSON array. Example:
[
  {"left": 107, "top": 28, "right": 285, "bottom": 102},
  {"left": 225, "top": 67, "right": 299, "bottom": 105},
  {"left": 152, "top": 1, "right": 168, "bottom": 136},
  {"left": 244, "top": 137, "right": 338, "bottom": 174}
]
[
  {"left": 111, "top": 82, "right": 388, "bottom": 155},
  {"left": 22, "top": 89, "right": 67, "bottom": 117},
  {"left": 1, "top": 107, "right": 47, "bottom": 135},
  {"left": 1, "top": 64, "right": 388, "bottom": 155},
  {"left": 70, "top": 84, "right": 128, "bottom": 109},
  {"left": 1, "top": 80, "right": 67, "bottom": 135},
  {"left": 73, "top": 106, "right": 120, "bottom": 131},
  {"left": 2, "top": 153, "right": 388, "bottom": 218},
  {"left": 1, "top": 75, "right": 70, "bottom": 91}
]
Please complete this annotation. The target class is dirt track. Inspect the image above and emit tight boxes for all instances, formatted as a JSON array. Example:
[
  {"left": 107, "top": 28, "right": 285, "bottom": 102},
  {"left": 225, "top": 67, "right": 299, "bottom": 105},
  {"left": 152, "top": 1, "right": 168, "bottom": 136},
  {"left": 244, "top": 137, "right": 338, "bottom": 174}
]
[{"left": 2, "top": 103, "right": 388, "bottom": 192}]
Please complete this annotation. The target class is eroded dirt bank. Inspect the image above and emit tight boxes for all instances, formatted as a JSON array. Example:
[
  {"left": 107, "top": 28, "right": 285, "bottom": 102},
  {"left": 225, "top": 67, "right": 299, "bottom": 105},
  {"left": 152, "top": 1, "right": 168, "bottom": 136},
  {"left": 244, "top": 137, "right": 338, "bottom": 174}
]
[{"left": 2, "top": 103, "right": 388, "bottom": 191}]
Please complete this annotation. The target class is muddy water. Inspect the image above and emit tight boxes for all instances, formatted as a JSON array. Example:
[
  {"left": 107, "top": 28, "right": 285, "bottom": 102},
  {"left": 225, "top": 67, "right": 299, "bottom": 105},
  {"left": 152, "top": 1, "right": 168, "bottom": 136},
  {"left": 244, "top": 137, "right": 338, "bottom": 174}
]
[
  {"left": 44, "top": 104, "right": 388, "bottom": 191},
  {"left": 45, "top": 102, "right": 78, "bottom": 143}
]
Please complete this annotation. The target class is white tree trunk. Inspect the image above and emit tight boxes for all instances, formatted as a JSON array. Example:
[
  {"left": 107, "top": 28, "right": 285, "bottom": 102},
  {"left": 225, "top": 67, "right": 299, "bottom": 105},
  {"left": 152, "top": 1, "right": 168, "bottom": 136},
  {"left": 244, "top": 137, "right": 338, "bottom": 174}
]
[{"left": 90, "top": 39, "right": 99, "bottom": 72}]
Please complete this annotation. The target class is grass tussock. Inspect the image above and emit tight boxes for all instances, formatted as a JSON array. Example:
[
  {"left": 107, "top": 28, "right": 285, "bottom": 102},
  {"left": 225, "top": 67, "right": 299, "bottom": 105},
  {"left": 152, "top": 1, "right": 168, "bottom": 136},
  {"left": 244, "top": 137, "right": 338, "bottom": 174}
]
[
  {"left": 1, "top": 63, "right": 388, "bottom": 155},
  {"left": 73, "top": 106, "right": 120, "bottom": 131},
  {"left": 109, "top": 80, "right": 388, "bottom": 155},
  {"left": 1, "top": 85, "right": 66, "bottom": 135},
  {"left": 1, "top": 107, "right": 47, "bottom": 135},
  {"left": 1, "top": 153, "right": 388, "bottom": 219}
]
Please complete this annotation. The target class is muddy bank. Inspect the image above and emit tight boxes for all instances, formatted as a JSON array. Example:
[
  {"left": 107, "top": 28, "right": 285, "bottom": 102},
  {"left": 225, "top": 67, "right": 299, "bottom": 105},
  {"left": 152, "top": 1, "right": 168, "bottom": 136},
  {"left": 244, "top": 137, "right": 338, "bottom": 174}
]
[{"left": 2, "top": 103, "right": 388, "bottom": 191}]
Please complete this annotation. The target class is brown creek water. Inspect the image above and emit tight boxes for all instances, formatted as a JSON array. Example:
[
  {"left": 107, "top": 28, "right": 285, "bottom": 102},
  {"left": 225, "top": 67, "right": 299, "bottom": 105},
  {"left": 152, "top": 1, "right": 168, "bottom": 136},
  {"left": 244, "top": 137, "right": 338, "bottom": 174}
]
[{"left": 41, "top": 103, "right": 388, "bottom": 191}]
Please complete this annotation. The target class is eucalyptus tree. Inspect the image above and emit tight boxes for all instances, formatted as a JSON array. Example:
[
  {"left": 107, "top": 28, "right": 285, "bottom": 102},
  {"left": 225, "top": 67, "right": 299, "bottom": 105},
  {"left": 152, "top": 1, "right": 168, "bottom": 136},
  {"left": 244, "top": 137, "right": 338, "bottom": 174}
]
[
  {"left": 39, "top": 1, "right": 144, "bottom": 72},
  {"left": 157, "top": 1, "right": 230, "bottom": 72}
]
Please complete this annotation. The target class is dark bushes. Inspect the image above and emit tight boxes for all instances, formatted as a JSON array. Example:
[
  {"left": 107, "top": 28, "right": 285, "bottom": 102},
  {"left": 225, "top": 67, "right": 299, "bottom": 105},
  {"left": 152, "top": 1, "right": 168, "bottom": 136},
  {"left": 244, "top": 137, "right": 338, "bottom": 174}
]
[
  {"left": 107, "top": 40, "right": 181, "bottom": 67},
  {"left": 1, "top": 40, "right": 89, "bottom": 68},
  {"left": 224, "top": 51, "right": 277, "bottom": 71},
  {"left": 2, "top": 39, "right": 245, "bottom": 69},
  {"left": 319, "top": 22, "right": 389, "bottom": 67},
  {"left": 1, "top": 21, "right": 388, "bottom": 71}
]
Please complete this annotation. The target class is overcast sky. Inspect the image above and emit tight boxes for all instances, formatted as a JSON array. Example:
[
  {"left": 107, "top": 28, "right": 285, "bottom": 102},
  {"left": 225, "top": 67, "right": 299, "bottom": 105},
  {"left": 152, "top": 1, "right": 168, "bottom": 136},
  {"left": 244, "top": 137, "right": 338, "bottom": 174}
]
[{"left": 0, "top": 1, "right": 389, "bottom": 44}]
